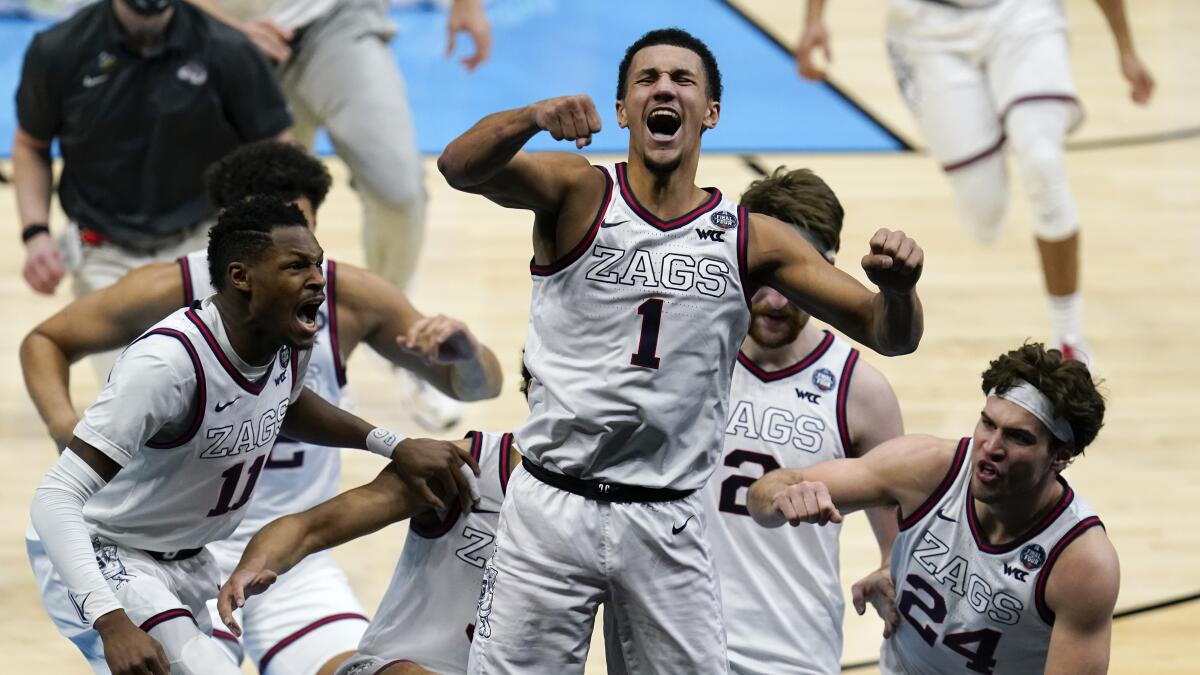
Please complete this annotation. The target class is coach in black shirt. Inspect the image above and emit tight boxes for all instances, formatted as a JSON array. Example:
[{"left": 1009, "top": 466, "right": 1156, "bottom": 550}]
[{"left": 15, "top": 0, "right": 291, "bottom": 298}]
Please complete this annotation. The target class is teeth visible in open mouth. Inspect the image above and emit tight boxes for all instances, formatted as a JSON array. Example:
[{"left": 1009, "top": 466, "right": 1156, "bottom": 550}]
[{"left": 648, "top": 108, "right": 682, "bottom": 135}]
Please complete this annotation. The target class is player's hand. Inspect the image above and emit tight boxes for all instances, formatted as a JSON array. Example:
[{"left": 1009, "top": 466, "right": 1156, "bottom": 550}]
[
  {"left": 242, "top": 17, "right": 294, "bottom": 63},
  {"left": 23, "top": 232, "right": 65, "bottom": 295},
  {"left": 1119, "top": 51, "right": 1155, "bottom": 105},
  {"left": 530, "top": 95, "right": 602, "bottom": 149},
  {"left": 95, "top": 609, "right": 170, "bottom": 675},
  {"left": 852, "top": 566, "right": 901, "bottom": 638},
  {"left": 772, "top": 480, "right": 843, "bottom": 526},
  {"left": 446, "top": 0, "right": 491, "bottom": 71},
  {"left": 217, "top": 563, "right": 279, "bottom": 637},
  {"left": 861, "top": 228, "right": 923, "bottom": 295},
  {"left": 396, "top": 315, "right": 480, "bottom": 365},
  {"left": 391, "top": 437, "right": 481, "bottom": 513},
  {"left": 795, "top": 21, "right": 832, "bottom": 81}
]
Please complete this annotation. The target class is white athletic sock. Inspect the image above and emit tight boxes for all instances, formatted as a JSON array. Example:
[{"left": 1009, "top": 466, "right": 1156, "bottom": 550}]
[{"left": 1047, "top": 292, "right": 1083, "bottom": 344}]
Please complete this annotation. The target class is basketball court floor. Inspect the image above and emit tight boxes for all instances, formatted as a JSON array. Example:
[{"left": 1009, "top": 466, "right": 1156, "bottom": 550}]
[{"left": 0, "top": 0, "right": 1196, "bottom": 671}]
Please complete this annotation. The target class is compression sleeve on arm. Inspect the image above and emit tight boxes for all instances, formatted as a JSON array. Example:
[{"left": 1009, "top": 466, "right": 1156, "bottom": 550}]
[{"left": 29, "top": 450, "right": 121, "bottom": 625}]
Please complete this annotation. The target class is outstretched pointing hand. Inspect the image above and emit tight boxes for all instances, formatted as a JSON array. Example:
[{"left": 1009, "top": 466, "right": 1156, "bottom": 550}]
[
  {"left": 862, "top": 228, "right": 923, "bottom": 294},
  {"left": 530, "top": 95, "right": 602, "bottom": 149}
]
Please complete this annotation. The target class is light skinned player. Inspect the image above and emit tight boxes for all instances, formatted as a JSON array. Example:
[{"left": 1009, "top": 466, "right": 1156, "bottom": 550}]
[
  {"left": 797, "top": 0, "right": 1154, "bottom": 365},
  {"left": 439, "top": 27, "right": 924, "bottom": 673},
  {"left": 749, "top": 343, "right": 1116, "bottom": 674},
  {"left": 21, "top": 140, "right": 503, "bottom": 675},
  {"left": 29, "top": 197, "right": 479, "bottom": 675}
]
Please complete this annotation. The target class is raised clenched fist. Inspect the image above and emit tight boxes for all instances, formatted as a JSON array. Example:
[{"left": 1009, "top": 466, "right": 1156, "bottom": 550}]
[{"left": 530, "top": 95, "right": 603, "bottom": 149}]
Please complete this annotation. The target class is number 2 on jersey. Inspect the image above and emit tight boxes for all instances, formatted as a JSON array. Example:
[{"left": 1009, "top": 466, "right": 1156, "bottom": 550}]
[
  {"left": 718, "top": 450, "right": 781, "bottom": 516},
  {"left": 207, "top": 455, "right": 267, "bottom": 517},
  {"left": 630, "top": 299, "right": 664, "bottom": 369}
]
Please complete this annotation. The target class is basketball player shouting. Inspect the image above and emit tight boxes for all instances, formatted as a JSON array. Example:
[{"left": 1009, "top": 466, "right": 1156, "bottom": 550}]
[
  {"left": 750, "top": 343, "right": 1116, "bottom": 674},
  {"left": 797, "top": 0, "right": 1155, "bottom": 365},
  {"left": 22, "top": 141, "right": 503, "bottom": 675},
  {"left": 29, "top": 197, "right": 478, "bottom": 675},
  {"left": 439, "top": 27, "right": 925, "bottom": 673}
]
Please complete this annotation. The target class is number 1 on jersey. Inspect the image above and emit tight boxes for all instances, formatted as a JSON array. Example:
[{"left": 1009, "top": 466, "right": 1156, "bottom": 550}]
[{"left": 631, "top": 299, "right": 664, "bottom": 369}]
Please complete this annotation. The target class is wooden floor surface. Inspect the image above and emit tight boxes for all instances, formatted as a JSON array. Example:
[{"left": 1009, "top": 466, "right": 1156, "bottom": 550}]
[{"left": 1, "top": 0, "right": 1196, "bottom": 671}]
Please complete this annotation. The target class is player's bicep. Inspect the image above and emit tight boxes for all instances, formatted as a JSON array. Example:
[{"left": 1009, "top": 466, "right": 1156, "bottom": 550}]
[
  {"left": 1043, "top": 530, "right": 1119, "bottom": 675},
  {"left": 467, "top": 151, "right": 595, "bottom": 213},
  {"left": 846, "top": 361, "right": 904, "bottom": 457}
]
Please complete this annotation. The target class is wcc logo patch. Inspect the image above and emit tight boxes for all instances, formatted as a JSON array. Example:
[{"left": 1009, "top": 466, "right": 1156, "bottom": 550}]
[
  {"left": 696, "top": 229, "right": 726, "bottom": 242},
  {"left": 1021, "top": 543, "right": 1047, "bottom": 570},
  {"left": 812, "top": 368, "right": 836, "bottom": 392},
  {"left": 710, "top": 211, "right": 738, "bottom": 229}
]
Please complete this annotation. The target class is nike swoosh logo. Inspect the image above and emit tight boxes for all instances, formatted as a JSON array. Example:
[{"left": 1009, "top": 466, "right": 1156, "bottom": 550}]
[
  {"left": 82, "top": 74, "right": 109, "bottom": 88},
  {"left": 935, "top": 508, "right": 956, "bottom": 523},
  {"left": 671, "top": 514, "right": 696, "bottom": 535},
  {"left": 215, "top": 397, "right": 240, "bottom": 412},
  {"left": 601, "top": 220, "right": 628, "bottom": 228}
]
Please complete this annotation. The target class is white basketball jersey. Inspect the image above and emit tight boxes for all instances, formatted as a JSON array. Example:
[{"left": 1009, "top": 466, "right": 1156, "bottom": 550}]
[
  {"left": 881, "top": 438, "right": 1103, "bottom": 675},
  {"left": 707, "top": 331, "right": 859, "bottom": 675},
  {"left": 82, "top": 302, "right": 304, "bottom": 551},
  {"left": 356, "top": 431, "right": 514, "bottom": 674},
  {"left": 518, "top": 162, "right": 752, "bottom": 491},
  {"left": 178, "top": 251, "right": 346, "bottom": 547}
]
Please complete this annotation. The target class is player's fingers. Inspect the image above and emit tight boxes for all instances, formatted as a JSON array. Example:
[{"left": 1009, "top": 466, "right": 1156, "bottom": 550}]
[
  {"left": 869, "top": 228, "right": 891, "bottom": 252},
  {"left": 801, "top": 489, "right": 821, "bottom": 523},
  {"left": 414, "top": 480, "right": 447, "bottom": 513},
  {"left": 149, "top": 641, "right": 170, "bottom": 675},
  {"left": 445, "top": 25, "right": 458, "bottom": 58},
  {"left": 584, "top": 100, "right": 602, "bottom": 134},
  {"left": 545, "top": 110, "right": 566, "bottom": 140},
  {"left": 558, "top": 108, "right": 581, "bottom": 140},
  {"left": 459, "top": 462, "right": 482, "bottom": 503},
  {"left": 893, "top": 237, "right": 915, "bottom": 266},
  {"left": 861, "top": 253, "right": 894, "bottom": 272},
  {"left": 444, "top": 462, "right": 472, "bottom": 512},
  {"left": 456, "top": 443, "right": 482, "bottom": 475},
  {"left": 816, "top": 488, "right": 841, "bottom": 525},
  {"left": 775, "top": 493, "right": 799, "bottom": 526},
  {"left": 852, "top": 583, "right": 867, "bottom": 615},
  {"left": 882, "top": 229, "right": 907, "bottom": 256}
]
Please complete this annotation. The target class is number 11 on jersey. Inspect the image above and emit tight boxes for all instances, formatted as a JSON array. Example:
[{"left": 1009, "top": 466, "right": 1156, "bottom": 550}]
[{"left": 631, "top": 298, "right": 664, "bottom": 369}]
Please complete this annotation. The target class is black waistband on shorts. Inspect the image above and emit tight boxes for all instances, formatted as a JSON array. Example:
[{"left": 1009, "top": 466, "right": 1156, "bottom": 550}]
[
  {"left": 144, "top": 547, "right": 203, "bottom": 562},
  {"left": 521, "top": 457, "right": 694, "bottom": 503}
]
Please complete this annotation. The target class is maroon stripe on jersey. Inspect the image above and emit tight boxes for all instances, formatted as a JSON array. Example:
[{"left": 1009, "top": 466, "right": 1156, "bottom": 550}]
[
  {"left": 139, "top": 329, "right": 207, "bottom": 449},
  {"left": 967, "top": 476, "right": 1075, "bottom": 554},
  {"left": 499, "top": 432, "right": 515, "bottom": 493},
  {"left": 212, "top": 629, "right": 240, "bottom": 644},
  {"left": 615, "top": 162, "right": 723, "bottom": 231},
  {"left": 835, "top": 349, "right": 860, "bottom": 456},
  {"left": 898, "top": 437, "right": 971, "bottom": 530},
  {"left": 139, "top": 608, "right": 196, "bottom": 632},
  {"left": 736, "top": 331, "right": 834, "bottom": 382},
  {"left": 530, "top": 166, "right": 613, "bottom": 276},
  {"left": 943, "top": 134, "right": 1006, "bottom": 172},
  {"left": 1035, "top": 515, "right": 1105, "bottom": 625},
  {"left": 177, "top": 256, "right": 194, "bottom": 307},
  {"left": 326, "top": 259, "right": 347, "bottom": 387},
  {"left": 185, "top": 309, "right": 273, "bottom": 394},
  {"left": 736, "top": 205, "right": 754, "bottom": 308},
  {"left": 258, "top": 613, "right": 369, "bottom": 673},
  {"left": 1001, "top": 94, "right": 1080, "bottom": 123}
]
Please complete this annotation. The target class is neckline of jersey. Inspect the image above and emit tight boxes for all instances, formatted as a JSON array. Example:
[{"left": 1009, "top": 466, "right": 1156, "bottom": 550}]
[
  {"left": 965, "top": 475, "right": 1075, "bottom": 555},
  {"left": 614, "top": 162, "right": 722, "bottom": 231},
  {"left": 736, "top": 331, "right": 835, "bottom": 382}
]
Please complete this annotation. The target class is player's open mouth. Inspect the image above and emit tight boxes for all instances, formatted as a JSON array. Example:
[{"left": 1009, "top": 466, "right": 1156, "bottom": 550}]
[
  {"left": 976, "top": 460, "right": 1000, "bottom": 484},
  {"left": 294, "top": 295, "right": 324, "bottom": 335},
  {"left": 754, "top": 311, "right": 791, "bottom": 328},
  {"left": 647, "top": 107, "right": 682, "bottom": 140}
]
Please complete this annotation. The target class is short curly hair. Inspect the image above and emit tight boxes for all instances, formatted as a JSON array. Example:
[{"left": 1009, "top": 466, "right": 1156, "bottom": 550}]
[
  {"left": 207, "top": 196, "right": 309, "bottom": 292},
  {"left": 740, "top": 167, "right": 843, "bottom": 256},
  {"left": 205, "top": 140, "right": 332, "bottom": 211},
  {"left": 617, "top": 28, "right": 722, "bottom": 102},
  {"left": 980, "top": 342, "right": 1105, "bottom": 457}
]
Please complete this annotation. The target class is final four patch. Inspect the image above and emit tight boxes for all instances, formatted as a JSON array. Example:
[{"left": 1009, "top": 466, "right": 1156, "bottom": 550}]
[
  {"left": 279, "top": 346, "right": 291, "bottom": 368},
  {"left": 1021, "top": 543, "right": 1047, "bottom": 570},
  {"left": 812, "top": 367, "right": 836, "bottom": 392},
  {"left": 711, "top": 211, "right": 737, "bottom": 229}
]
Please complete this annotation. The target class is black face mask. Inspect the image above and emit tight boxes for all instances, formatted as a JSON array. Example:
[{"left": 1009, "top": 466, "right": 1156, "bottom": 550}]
[{"left": 122, "top": 0, "right": 177, "bottom": 17}]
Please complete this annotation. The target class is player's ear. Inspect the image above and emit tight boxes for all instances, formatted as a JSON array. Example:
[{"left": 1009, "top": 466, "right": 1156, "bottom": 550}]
[
  {"left": 227, "top": 261, "right": 252, "bottom": 293},
  {"left": 703, "top": 100, "right": 720, "bottom": 130},
  {"left": 1049, "top": 443, "right": 1073, "bottom": 473},
  {"left": 616, "top": 100, "right": 628, "bottom": 129}
]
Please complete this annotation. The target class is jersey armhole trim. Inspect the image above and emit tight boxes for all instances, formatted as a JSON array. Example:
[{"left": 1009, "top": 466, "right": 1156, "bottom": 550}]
[
  {"left": 897, "top": 436, "right": 970, "bottom": 531},
  {"left": 1034, "top": 516, "right": 1105, "bottom": 625},
  {"left": 835, "top": 348, "right": 860, "bottom": 457},
  {"left": 410, "top": 431, "right": 484, "bottom": 539},
  {"left": 529, "top": 165, "right": 613, "bottom": 277},
  {"left": 325, "top": 259, "right": 347, "bottom": 388},
  {"left": 499, "top": 431, "right": 514, "bottom": 494},
  {"left": 177, "top": 256, "right": 194, "bottom": 307},
  {"left": 736, "top": 205, "right": 753, "bottom": 308},
  {"left": 139, "top": 329, "right": 207, "bottom": 450}
]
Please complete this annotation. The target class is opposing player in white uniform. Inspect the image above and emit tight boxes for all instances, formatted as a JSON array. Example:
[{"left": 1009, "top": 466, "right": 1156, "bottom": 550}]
[
  {"left": 216, "top": 429, "right": 523, "bottom": 675},
  {"left": 750, "top": 343, "right": 1117, "bottom": 674},
  {"left": 28, "top": 197, "right": 480, "bottom": 675},
  {"left": 439, "top": 27, "right": 925, "bottom": 672},
  {"left": 797, "top": 0, "right": 1154, "bottom": 364},
  {"left": 22, "top": 141, "right": 503, "bottom": 675},
  {"left": 706, "top": 168, "right": 903, "bottom": 674}
]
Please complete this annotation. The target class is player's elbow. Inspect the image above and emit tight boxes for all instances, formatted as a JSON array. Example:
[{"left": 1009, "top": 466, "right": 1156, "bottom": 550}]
[{"left": 437, "top": 148, "right": 475, "bottom": 191}]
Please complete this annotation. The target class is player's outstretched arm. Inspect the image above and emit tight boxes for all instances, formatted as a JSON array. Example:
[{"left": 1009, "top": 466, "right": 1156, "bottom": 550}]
[
  {"left": 747, "top": 213, "right": 923, "bottom": 356},
  {"left": 748, "top": 434, "right": 952, "bottom": 528},
  {"left": 335, "top": 262, "right": 503, "bottom": 401},
  {"left": 437, "top": 96, "right": 604, "bottom": 213},
  {"left": 1043, "top": 528, "right": 1120, "bottom": 675},
  {"left": 218, "top": 462, "right": 432, "bottom": 636},
  {"left": 20, "top": 262, "right": 185, "bottom": 447},
  {"left": 279, "top": 389, "right": 481, "bottom": 512}
]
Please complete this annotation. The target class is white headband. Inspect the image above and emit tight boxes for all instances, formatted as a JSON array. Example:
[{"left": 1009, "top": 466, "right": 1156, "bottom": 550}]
[
  {"left": 792, "top": 223, "right": 836, "bottom": 263},
  {"left": 988, "top": 379, "right": 1075, "bottom": 444}
]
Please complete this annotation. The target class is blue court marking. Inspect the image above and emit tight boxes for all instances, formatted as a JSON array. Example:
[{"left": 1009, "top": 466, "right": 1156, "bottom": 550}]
[{"left": 0, "top": 0, "right": 900, "bottom": 157}]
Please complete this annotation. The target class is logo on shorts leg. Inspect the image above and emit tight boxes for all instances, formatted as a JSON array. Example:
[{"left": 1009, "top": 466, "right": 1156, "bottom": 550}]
[
  {"left": 93, "top": 538, "right": 134, "bottom": 590},
  {"left": 475, "top": 558, "right": 499, "bottom": 640}
]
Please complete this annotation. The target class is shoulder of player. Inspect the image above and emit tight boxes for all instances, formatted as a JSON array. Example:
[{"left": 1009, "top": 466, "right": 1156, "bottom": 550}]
[
  {"left": 113, "top": 330, "right": 203, "bottom": 386},
  {"left": 1043, "top": 525, "right": 1119, "bottom": 625},
  {"left": 843, "top": 354, "right": 902, "bottom": 454}
]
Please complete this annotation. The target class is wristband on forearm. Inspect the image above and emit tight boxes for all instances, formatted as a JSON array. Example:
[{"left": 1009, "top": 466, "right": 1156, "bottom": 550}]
[
  {"left": 366, "top": 428, "right": 406, "bottom": 458},
  {"left": 21, "top": 223, "right": 49, "bottom": 243}
]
